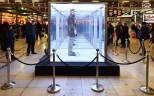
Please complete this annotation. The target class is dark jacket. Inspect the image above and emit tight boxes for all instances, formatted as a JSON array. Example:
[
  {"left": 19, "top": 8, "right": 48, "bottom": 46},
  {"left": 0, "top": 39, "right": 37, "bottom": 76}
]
[
  {"left": 26, "top": 23, "right": 36, "bottom": 43},
  {"left": 115, "top": 24, "right": 123, "bottom": 36},
  {"left": 68, "top": 15, "right": 75, "bottom": 37},
  {"left": 140, "top": 25, "right": 150, "bottom": 40},
  {"left": 150, "top": 28, "right": 154, "bottom": 43},
  {"left": 123, "top": 25, "right": 130, "bottom": 38},
  {"left": 107, "top": 24, "right": 114, "bottom": 38},
  {"left": 36, "top": 23, "right": 42, "bottom": 33},
  {"left": 26, "top": 23, "right": 36, "bottom": 37},
  {"left": 6, "top": 29, "right": 15, "bottom": 47}
]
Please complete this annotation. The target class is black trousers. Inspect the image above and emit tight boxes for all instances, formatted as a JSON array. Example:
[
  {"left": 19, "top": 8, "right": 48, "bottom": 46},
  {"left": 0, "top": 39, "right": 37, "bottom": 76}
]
[{"left": 27, "top": 37, "right": 35, "bottom": 53}]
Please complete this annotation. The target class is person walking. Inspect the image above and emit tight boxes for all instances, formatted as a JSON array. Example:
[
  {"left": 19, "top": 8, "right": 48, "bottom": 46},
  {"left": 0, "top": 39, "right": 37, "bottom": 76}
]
[{"left": 26, "top": 20, "right": 37, "bottom": 56}]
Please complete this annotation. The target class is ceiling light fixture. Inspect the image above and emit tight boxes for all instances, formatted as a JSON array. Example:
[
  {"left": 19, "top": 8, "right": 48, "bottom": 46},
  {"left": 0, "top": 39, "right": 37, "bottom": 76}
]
[
  {"left": 123, "top": 1, "right": 129, "bottom": 3},
  {"left": 92, "top": 0, "right": 99, "bottom": 2},
  {"left": 72, "top": 0, "right": 79, "bottom": 2}
]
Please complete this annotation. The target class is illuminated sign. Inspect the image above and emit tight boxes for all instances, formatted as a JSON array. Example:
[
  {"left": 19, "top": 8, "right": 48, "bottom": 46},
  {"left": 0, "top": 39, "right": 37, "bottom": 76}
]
[
  {"left": 143, "top": 14, "right": 154, "bottom": 23},
  {"left": 108, "top": 9, "right": 122, "bottom": 17}
]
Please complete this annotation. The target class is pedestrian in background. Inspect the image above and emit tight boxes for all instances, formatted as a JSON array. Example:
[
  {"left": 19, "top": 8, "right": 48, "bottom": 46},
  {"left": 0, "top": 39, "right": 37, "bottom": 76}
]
[{"left": 26, "top": 20, "right": 37, "bottom": 56}]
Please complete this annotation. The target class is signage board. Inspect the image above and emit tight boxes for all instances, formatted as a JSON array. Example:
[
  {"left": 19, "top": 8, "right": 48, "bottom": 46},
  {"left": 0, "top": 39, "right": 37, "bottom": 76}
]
[{"left": 143, "top": 14, "right": 154, "bottom": 23}]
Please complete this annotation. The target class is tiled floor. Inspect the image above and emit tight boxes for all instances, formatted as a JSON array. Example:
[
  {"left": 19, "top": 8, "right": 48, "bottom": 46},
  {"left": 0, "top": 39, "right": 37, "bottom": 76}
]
[{"left": 0, "top": 36, "right": 154, "bottom": 96}]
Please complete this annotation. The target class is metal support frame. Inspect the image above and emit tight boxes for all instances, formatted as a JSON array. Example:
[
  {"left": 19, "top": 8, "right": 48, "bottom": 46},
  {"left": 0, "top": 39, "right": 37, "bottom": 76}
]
[
  {"left": 47, "top": 49, "right": 60, "bottom": 93},
  {"left": 91, "top": 49, "right": 104, "bottom": 92},
  {"left": 113, "top": 36, "right": 119, "bottom": 56},
  {"left": 1, "top": 48, "right": 15, "bottom": 90},
  {"left": 140, "top": 50, "right": 154, "bottom": 95},
  {"left": 123, "top": 39, "right": 130, "bottom": 63}
]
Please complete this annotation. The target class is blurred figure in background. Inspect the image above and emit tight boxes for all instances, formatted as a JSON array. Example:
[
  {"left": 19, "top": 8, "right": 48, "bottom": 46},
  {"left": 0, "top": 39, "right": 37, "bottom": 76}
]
[
  {"left": 123, "top": 23, "right": 130, "bottom": 45},
  {"left": 107, "top": 22, "right": 114, "bottom": 45},
  {"left": 149, "top": 24, "right": 154, "bottom": 51},
  {"left": 139, "top": 22, "right": 150, "bottom": 56},
  {"left": 1, "top": 22, "right": 9, "bottom": 51},
  {"left": 6, "top": 25, "right": 17, "bottom": 60},
  {"left": 36, "top": 21, "right": 42, "bottom": 40},
  {"left": 26, "top": 20, "right": 37, "bottom": 56}
]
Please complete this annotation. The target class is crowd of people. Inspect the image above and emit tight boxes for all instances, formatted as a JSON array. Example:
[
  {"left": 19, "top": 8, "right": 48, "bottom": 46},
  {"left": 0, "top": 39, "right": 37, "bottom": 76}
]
[
  {"left": 0, "top": 21, "right": 48, "bottom": 58},
  {"left": 107, "top": 21, "right": 154, "bottom": 55}
]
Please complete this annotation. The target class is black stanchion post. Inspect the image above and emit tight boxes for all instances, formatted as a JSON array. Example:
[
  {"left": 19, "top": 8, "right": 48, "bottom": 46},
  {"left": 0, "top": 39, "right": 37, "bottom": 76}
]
[
  {"left": 123, "top": 39, "right": 130, "bottom": 63},
  {"left": 109, "top": 35, "right": 114, "bottom": 52},
  {"left": 140, "top": 50, "right": 154, "bottom": 95},
  {"left": 1, "top": 48, "right": 15, "bottom": 90},
  {"left": 47, "top": 49, "right": 60, "bottom": 93},
  {"left": 91, "top": 49, "right": 104, "bottom": 92},
  {"left": 141, "top": 39, "right": 146, "bottom": 63},
  {"left": 113, "top": 36, "right": 119, "bottom": 56}
]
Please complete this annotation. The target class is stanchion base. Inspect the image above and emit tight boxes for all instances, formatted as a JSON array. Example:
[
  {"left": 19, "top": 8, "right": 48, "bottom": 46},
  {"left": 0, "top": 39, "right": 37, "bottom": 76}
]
[
  {"left": 47, "top": 84, "right": 61, "bottom": 93},
  {"left": 140, "top": 60, "right": 146, "bottom": 64},
  {"left": 122, "top": 60, "right": 130, "bottom": 63},
  {"left": 1, "top": 82, "right": 16, "bottom": 90},
  {"left": 113, "top": 52, "right": 119, "bottom": 56},
  {"left": 91, "top": 83, "right": 104, "bottom": 92},
  {"left": 140, "top": 85, "right": 154, "bottom": 95}
]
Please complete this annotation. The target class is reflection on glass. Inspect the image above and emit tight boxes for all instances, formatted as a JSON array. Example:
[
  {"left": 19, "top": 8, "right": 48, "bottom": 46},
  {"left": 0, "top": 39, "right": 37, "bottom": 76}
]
[{"left": 50, "top": 3, "right": 106, "bottom": 62}]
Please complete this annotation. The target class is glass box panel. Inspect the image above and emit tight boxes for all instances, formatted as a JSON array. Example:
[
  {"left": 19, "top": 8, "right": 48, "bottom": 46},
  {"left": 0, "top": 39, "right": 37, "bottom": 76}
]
[{"left": 49, "top": 3, "right": 106, "bottom": 62}]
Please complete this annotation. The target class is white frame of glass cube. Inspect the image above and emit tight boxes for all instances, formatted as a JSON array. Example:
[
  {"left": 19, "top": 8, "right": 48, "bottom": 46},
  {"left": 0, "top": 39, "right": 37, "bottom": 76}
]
[{"left": 48, "top": 2, "right": 107, "bottom": 62}]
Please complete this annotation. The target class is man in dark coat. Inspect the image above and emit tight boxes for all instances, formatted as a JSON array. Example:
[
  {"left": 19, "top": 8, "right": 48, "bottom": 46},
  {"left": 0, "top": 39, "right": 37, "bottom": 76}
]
[
  {"left": 68, "top": 9, "right": 76, "bottom": 56},
  {"left": 139, "top": 22, "right": 150, "bottom": 56},
  {"left": 6, "top": 25, "right": 16, "bottom": 59},
  {"left": 26, "top": 20, "right": 37, "bottom": 56},
  {"left": 36, "top": 21, "right": 42, "bottom": 40}
]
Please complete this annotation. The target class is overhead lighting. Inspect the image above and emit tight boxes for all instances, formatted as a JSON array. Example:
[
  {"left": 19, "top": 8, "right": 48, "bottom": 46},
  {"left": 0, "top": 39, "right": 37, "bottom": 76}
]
[
  {"left": 143, "top": 0, "right": 149, "bottom": 2},
  {"left": 21, "top": 7, "right": 24, "bottom": 10},
  {"left": 72, "top": 0, "right": 79, "bottom": 2},
  {"left": 123, "top": 1, "right": 129, "bottom": 3},
  {"left": 92, "top": 0, "right": 99, "bottom": 2}
]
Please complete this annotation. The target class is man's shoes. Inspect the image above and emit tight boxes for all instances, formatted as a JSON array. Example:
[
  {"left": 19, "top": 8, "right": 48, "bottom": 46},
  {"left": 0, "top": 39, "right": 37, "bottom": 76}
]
[
  {"left": 31, "top": 52, "right": 37, "bottom": 54},
  {"left": 27, "top": 53, "right": 30, "bottom": 56},
  {"left": 68, "top": 52, "right": 76, "bottom": 56}
]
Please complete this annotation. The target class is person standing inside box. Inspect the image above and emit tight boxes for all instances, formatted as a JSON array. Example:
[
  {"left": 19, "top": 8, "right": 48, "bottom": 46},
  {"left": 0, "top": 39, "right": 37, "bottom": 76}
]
[
  {"left": 26, "top": 20, "right": 37, "bottom": 56},
  {"left": 68, "top": 9, "right": 76, "bottom": 56}
]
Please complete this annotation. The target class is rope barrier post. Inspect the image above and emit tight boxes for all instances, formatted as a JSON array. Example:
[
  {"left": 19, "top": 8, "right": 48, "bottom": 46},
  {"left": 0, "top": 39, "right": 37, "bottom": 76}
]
[
  {"left": 141, "top": 39, "right": 146, "bottom": 63},
  {"left": 91, "top": 49, "right": 104, "bottom": 92},
  {"left": 47, "top": 49, "right": 60, "bottom": 93},
  {"left": 109, "top": 35, "right": 114, "bottom": 52},
  {"left": 1, "top": 48, "right": 15, "bottom": 90},
  {"left": 113, "top": 36, "right": 119, "bottom": 56},
  {"left": 140, "top": 50, "right": 154, "bottom": 95},
  {"left": 123, "top": 39, "right": 130, "bottom": 63}
]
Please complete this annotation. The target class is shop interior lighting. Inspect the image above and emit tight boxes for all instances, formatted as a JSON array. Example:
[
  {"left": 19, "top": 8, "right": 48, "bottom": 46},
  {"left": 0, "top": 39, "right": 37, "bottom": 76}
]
[
  {"left": 72, "top": 0, "right": 79, "bottom": 2},
  {"left": 21, "top": 7, "right": 24, "bottom": 10},
  {"left": 92, "top": 0, "right": 99, "bottom": 2},
  {"left": 143, "top": 0, "right": 149, "bottom": 2},
  {"left": 122, "top": 0, "right": 129, "bottom": 3}
]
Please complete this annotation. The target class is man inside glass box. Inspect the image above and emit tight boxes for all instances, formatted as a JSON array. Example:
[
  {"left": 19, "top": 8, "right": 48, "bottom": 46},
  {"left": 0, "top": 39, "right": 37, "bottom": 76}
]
[{"left": 68, "top": 9, "right": 76, "bottom": 56}]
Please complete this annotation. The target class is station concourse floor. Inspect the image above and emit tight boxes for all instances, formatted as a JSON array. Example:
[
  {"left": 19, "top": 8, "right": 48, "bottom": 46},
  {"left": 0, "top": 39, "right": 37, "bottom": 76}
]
[{"left": 0, "top": 36, "right": 154, "bottom": 96}]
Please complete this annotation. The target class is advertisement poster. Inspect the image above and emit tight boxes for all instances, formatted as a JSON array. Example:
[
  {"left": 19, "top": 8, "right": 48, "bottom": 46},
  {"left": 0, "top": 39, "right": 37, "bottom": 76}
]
[{"left": 143, "top": 14, "right": 154, "bottom": 23}]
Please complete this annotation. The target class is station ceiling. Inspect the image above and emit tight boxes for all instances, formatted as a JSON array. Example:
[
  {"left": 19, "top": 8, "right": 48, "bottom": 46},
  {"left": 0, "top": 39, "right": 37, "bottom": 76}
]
[{"left": 0, "top": 0, "right": 154, "bottom": 16}]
